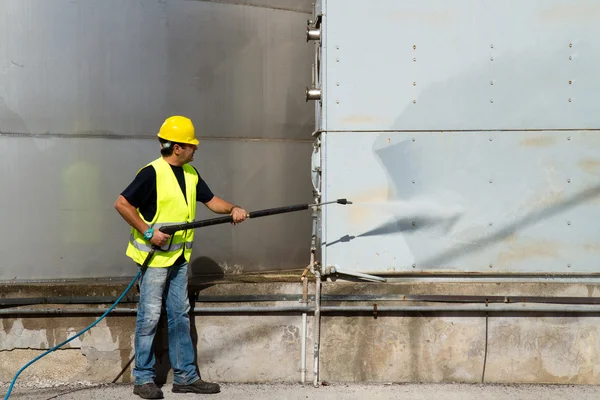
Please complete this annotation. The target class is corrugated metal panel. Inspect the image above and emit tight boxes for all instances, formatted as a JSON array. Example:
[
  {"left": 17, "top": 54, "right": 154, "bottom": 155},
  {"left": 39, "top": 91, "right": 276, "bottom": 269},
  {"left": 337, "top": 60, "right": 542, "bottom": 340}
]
[
  {"left": 0, "top": 0, "right": 315, "bottom": 280},
  {"left": 0, "top": 136, "right": 312, "bottom": 280},
  {"left": 320, "top": 0, "right": 600, "bottom": 132}
]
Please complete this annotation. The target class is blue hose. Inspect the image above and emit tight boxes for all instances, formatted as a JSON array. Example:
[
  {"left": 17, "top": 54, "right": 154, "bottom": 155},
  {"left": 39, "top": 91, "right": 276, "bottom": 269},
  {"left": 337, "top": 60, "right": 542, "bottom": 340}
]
[{"left": 3, "top": 270, "right": 142, "bottom": 400}]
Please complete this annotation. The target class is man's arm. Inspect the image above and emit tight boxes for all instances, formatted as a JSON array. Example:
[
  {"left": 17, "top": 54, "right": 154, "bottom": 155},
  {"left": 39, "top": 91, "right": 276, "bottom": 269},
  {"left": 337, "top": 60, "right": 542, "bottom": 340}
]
[
  {"left": 114, "top": 195, "right": 149, "bottom": 236},
  {"left": 114, "top": 166, "right": 172, "bottom": 247},
  {"left": 194, "top": 169, "right": 247, "bottom": 224},
  {"left": 204, "top": 196, "right": 248, "bottom": 224},
  {"left": 203, "top": 196, "right": 238, "bottom": 214},
  {"left": 114, "top": 195, "right": 171, "bottom": 247}
]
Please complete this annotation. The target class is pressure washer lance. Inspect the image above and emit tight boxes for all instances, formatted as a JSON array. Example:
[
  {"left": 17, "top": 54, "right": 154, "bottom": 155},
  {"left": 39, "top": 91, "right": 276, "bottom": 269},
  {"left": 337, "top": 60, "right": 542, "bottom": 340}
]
[{"left": 3, "top": 198, "right": 351, "bottom": 400}]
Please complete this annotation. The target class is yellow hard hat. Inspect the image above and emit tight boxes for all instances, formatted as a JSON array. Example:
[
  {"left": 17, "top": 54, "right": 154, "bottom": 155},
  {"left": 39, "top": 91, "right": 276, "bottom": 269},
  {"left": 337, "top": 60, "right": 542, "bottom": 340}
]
[{"left": 157, "top": 116, "right": 199, "bottom": 145}]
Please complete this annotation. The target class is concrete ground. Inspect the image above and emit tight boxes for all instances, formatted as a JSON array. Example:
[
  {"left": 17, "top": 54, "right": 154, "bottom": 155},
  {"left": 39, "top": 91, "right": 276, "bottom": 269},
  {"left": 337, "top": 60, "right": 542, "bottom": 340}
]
[{"left": 3, "top": 382, "right": 600, "bottom": 400}]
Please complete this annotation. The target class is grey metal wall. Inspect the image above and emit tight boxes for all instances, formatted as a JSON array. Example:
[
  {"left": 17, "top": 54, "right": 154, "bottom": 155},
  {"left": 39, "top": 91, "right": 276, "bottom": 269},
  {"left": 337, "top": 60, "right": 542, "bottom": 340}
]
[
  {"left": 0, "top": 0, "right": 315, "bottom": 280},
  {"left": 315, "top": 0, "right": 600, "bottom": 276}
]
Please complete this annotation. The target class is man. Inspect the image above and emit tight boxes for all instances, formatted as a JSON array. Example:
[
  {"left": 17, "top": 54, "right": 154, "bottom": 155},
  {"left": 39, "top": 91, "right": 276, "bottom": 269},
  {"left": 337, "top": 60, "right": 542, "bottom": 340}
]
[{"left": 114, "top": 116, "right": 247, "bottom": 399}]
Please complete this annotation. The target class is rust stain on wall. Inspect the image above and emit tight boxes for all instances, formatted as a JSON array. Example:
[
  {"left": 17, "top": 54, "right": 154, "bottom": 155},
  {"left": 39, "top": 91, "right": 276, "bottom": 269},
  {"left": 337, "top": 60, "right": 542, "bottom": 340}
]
[
  {"left": 496, "top": 241, "right": 560, "bottom": 265},
  {"left": 519, "top": 136, "right": 555, "bottom": 148},
  {"left": 579, "top": 159, "right": 600, "bottom": 175},
  {"left": 348, "top": 187, "right": 390, "bottom": 226},
  {"left": 538, "top": 3, "right": 600, "bottom": 22},
  {"left": 583, "top": 244, "right": 600, "bottom": 252}
]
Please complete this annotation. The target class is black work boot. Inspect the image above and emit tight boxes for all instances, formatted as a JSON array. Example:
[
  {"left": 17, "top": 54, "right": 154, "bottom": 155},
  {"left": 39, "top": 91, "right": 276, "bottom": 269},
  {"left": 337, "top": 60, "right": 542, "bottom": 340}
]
[
  {"left": 172, "top": 379, "right": 221, "bottom": 394},
  {"left": 133, "top": 382, "right": 164, "bottom": 399}
]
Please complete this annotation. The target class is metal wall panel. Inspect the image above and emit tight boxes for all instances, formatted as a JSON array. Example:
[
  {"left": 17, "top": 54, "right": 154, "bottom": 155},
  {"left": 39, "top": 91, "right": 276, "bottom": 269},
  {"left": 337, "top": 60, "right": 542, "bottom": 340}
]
[
  {"left": 320, "top": 0, "right": 600, "bottom": 132},
  {"left": 0, "top": 136, "right": 313, "bottom": 280},
  {"left": 214, "top": 0, "right": 313, "bottom": 13},
  {"left": 0, "top": 0, "right": 316, "bottom": 280},
  {"left": 317, "top": 0, "right": 600, "bottom": 276},
  {"left": 321, "top": 131, "right": 600, "bottom": 275},
  {"left": 0, "top": 0, "right": 313, "bottom": 140}
]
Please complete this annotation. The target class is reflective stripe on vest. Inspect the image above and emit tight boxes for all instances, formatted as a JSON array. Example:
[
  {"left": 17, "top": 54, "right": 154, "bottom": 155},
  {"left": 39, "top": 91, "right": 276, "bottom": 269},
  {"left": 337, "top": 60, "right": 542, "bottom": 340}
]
[{"left": 125, "top": 157, "right": 198, "bottom": 267}]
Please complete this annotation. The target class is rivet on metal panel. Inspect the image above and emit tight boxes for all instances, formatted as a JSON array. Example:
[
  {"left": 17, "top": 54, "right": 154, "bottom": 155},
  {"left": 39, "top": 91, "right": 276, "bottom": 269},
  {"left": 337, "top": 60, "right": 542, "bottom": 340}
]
[
  {"left": 489, "top": 137, "right": 493, "bottom": 141},
  {"left": 569, "top": 80, "right": 572, "bottom": 85},
  {"left": 413, "top": 82, "right": 417, "bottom": 86},
  {"left": 490, "top": 57, "right": 494, "bottom": 61},
  {"left": 336, "top": 82, "right": 340, "bottom": 86},
  {"left": 569, "top": 43, "right": 573, "bottom": 48},
  {"left": 413, "top": 100, "right": 417, "bottom": 104},
  {"left": 412, "top": 180, "right": 415, "bottom": 184},
  {"left": 489, "top": 222, "right": 493, "bottom": 226},
  {"left": 412, "top": 137, "right": 415, "bottom": 142},
  {"left": 489, "top": 264, "right": 493, "bottom": 268},
  {"left": 567, "top": 179, "right": 571, "bottom": 183},
  {"left": 336, "top": 45, "right": 339, "bottom": 50},
  {"left": 567, "top": 136, "right": 571, "bottom": 141},
  {"left": 490, "top": 99, "right": 494, "bottom": 103},
  {"left": 569, "top": 56, "right": 572, "bottom": 60},
  {"left": 568, "top": 221, "right": 571, "bottom": 225},
  {"left": 336, "top": 58, "right": 339, "bottom": 62},
  {"left": 412, "top": 264, "right": 416, "bottom": 268},
  {"left": 568, "top": 264, "right": 571, "bottom": 268},
  {"left": 336, "top": 100, "right": 340, "bottom": 104},
  {"left": 568, "top": 98, "right": 572, "bottom": 102},
  {"left": 413, "top": 58, "right": 417, "bottom": 62},
  {"left": 489, "top": 179, "right": 493, "bottom": 183},
  {"left": 490, "top": 80, "right": 494, "bottom": 85},
  {"left": 412, "top": 221, "right": 416, "bottom": 226},
  {"left": 413, "top": 44, "right": 416, "bottom": 50},
  {"left": 490, "top": 44, "right": 494, "bottom": 49}
]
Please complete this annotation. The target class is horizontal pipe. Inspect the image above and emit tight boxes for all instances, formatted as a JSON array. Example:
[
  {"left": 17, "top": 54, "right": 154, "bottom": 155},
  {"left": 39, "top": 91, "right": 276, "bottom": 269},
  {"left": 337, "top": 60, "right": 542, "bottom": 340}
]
[
  {"left": 0, "top": 306, "right": 312, "bottom": 315},
  {"left": 319, "top": 304, "right": 600, "bottom": 313},
  {"left": 5, "top": 294, "right": 600, "bottom": 307},
  {"left": 0, "top": 296, "right": 139, "bottom": 306},
  {"left": 2, "top": 303, "right": 600, "bottom": 316}
]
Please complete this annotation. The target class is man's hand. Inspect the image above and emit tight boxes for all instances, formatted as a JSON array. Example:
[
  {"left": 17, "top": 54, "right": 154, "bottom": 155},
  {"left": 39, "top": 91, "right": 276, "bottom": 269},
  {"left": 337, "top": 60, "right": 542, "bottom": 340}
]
[
  {"left": 230, "top": 206, "right": 248, "bottom": 225},
  {"left": 150, "top": 230, "right": 171, "bottom": 247}
]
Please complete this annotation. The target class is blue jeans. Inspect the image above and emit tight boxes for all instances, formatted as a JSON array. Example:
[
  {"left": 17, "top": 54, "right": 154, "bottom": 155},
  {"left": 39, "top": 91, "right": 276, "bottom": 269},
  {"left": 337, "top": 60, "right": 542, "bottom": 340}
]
[{"left": 133, "top": 261, "right": 200, "bottom": 386}]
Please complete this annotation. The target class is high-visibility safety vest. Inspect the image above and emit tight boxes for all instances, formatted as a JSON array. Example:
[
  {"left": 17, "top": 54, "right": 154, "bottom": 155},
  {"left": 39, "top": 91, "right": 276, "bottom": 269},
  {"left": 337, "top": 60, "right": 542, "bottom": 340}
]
[{"left": 126, "top": 157, "right": 198, "bottom": 267}]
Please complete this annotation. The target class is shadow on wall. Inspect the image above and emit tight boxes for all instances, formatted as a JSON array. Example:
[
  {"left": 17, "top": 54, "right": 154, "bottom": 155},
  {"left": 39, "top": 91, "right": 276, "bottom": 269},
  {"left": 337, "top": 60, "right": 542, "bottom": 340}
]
[{"left": 189, "top": 256, "right": 226, "bottom": 280}]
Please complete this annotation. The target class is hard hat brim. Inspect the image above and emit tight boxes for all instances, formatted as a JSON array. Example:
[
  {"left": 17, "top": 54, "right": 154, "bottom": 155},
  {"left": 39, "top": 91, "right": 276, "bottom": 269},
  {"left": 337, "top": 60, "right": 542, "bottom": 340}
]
[{"left": 157, "top": 133, "right": 199, "bottom": 146}]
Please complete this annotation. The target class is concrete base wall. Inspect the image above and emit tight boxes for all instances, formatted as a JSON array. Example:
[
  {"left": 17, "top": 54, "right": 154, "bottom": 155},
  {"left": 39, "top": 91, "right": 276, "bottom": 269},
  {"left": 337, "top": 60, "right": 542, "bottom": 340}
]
[{"left": 2, "top": 278, "right": 600, "bottom": 386}]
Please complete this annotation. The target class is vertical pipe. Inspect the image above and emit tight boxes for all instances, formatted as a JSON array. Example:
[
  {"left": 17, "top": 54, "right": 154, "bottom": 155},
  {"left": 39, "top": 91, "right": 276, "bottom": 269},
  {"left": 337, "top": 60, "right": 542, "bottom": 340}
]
[
  {"left": 313, "top": 269, "right": 322, "bottom": 388},
  {"left": 300, "top": 269, "right": 309, "bottom": 384},
  {"left": 301, "top": 312, "right": 307, "bottom": 384},
  {"left": 302, "top": 200, "right": 318, "bottom": 384}
]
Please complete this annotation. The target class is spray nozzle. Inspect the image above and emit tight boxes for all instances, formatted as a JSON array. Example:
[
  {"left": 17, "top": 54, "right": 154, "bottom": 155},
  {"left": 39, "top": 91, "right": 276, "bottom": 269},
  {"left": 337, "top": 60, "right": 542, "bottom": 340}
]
[{"left": 336, "top": 199, "right": 352, "bottom": 205}]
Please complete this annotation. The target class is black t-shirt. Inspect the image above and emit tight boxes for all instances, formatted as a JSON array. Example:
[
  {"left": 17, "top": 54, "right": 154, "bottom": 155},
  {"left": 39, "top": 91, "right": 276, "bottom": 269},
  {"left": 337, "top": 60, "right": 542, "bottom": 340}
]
[{"left": 121, "top": 163, "right": 215, "bottom": 222}]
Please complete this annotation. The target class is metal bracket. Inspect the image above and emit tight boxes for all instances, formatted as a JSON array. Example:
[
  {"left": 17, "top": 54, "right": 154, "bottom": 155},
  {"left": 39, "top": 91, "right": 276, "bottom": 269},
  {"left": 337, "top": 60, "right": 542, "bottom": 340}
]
[{"left": 324, "top": 265, "right": 387, "bottom": 282}]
